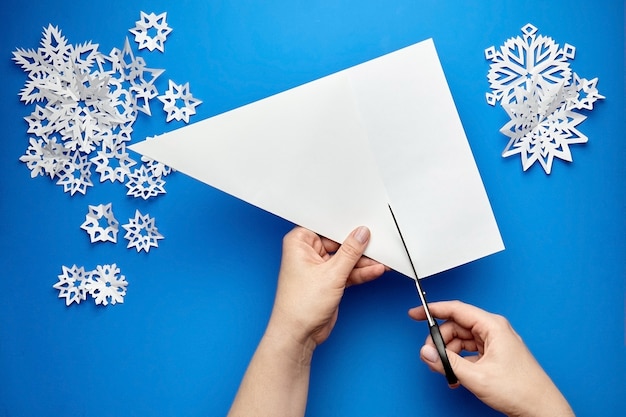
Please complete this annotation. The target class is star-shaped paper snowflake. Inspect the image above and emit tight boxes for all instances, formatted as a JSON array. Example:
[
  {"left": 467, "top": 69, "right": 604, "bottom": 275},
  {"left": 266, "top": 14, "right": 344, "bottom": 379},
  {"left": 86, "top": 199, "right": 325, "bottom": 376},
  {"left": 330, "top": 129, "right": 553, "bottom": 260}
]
[
  {"left": 125, "top": 164, "right": 166, "bottom": 199},
  {"left": 84, "top": 264, "right": 128, "bottom": 306},
  {"left": 80, "top": 203, "right": 119, "bottom": 243},
  {"left": 53, "top": 265, "right": 90, "bottom": 306},
  {"left": 129, "top": 11, "right": 172, "bottom": 53},
  {"left": 19, "top": 136, "right": 69, "bottom": 179},
  {"left": 91, "top": 142, "right": 137, "bottom": 183},
  {"left": 122, "top": 210, "right": 164, "bottom": 253},
  {"left": 485, "top": 24, "right": 603, "bottom": 174},
  {"left": 55, "top": 152, "right": 94, "bottom": 195},
  {"left": 158, "top": 80, "right": 202, "bottom": 123}
]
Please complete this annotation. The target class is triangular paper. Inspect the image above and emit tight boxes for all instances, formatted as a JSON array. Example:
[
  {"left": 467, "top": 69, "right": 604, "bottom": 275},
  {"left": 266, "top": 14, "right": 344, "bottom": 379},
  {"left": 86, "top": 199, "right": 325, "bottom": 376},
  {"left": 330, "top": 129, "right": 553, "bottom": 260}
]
[{"left": 130, "top": 39, "right": 504, "bottom": 279}]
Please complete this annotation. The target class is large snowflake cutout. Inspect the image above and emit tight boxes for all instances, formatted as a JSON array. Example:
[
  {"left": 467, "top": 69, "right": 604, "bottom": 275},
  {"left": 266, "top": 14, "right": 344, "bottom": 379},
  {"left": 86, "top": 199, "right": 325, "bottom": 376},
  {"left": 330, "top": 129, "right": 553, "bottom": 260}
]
[
  {"left": 122, "top": 210, "right": 164, "bottom": 252},
  {"left": 129, "top": 11, "right": 172, "bottom": 53},
  {"left": 84, "top": 263, "right": 128, "bottom": 306},
  {"left": 157, "top": 80, "right": 202, "bottom": 123},
  {"left": 485, "top": 24, "right": 603, "bottom": 174},
  {"left": 53, "top": 265, "right": 90, "bottom": 306},
  {"left": 80, "top": 203, "right": 119, "bottom": 243}
]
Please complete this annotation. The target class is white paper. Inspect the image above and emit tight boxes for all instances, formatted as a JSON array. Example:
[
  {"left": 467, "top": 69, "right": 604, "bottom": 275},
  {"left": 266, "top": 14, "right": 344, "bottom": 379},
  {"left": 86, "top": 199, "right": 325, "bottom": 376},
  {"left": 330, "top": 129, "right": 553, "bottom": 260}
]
[{"left": 130, "top": 39, "right": 504, "bottom": 279}]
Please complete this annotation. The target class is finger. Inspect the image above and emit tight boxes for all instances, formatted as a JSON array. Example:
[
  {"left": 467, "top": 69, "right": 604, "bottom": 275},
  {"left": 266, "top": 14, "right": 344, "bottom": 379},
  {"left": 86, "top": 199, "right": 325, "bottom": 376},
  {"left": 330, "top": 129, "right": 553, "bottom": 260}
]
[
  {"left": 420, "top": 344, "right": 477, "bottom": 388},
  {"left": 347, "top": 263, "right": 386, "bottom": 286},
  {"left": 423, "top": 331, "right": 480, "bottom": 356},
  {"left": 320, "top": 236, "right": 340, "bottom": 254},
  {"left": 327, "top": 226, "right": 371, "bottom": 277},
  {"left": 409, "top": 300, "right": 497, "bottom": 332},
  {"left": 437, "top": 320, "right": 477, "bottom": 345},
  {"left": 354, "top": 256, "right": 380, "bottom": 269},
  {"left": 283, "top": 226, "right": 321, "bottom": 252}
]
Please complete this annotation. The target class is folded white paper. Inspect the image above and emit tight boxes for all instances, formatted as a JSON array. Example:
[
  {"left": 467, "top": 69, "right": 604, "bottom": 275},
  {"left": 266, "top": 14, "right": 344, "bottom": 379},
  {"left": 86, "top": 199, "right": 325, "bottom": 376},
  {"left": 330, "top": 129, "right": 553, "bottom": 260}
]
[{"left": 130, "top": 39, "right": 504, "bottom": 279}]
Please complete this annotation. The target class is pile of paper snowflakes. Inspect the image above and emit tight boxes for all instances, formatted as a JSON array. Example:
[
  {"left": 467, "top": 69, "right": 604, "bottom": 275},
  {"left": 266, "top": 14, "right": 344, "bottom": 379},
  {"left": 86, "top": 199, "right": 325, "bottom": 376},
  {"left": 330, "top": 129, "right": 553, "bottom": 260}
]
[
  {"left": 12, "top": 12, "right": 199, "bottom": 306},
  {"left": 485, "top": 24, "right": 604, "bottom": 174}
]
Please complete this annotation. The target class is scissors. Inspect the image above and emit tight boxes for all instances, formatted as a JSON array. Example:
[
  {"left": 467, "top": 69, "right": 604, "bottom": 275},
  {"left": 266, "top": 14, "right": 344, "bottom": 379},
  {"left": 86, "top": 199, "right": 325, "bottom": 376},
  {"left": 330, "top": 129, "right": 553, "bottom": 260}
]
[{"left": 388, "top": 205, "right": 458, "bottom": 386}]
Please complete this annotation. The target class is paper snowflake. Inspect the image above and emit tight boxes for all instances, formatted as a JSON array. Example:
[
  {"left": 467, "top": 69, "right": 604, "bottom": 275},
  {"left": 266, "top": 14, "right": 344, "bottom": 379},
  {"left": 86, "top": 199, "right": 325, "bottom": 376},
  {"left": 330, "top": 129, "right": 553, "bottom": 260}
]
[
  {"left": 485, "top": 24, "right": 603, "bottom": 174},
  {"left": 13, "top": 25, "right": 170, "bottom": 194},
  {"left": 19, "top": 137, "right": 69, "bottom": 179},
  {"left": 122, "top": 210, "right": 164, "bottom": 252},
  {"left": 53, "top": 265, "right": 90, "bottom": 306},
  {"left": 158, "top": 80, "right": 202, "bottom": 123},
  {"left": 129, "top": 11, "right": 172, "bottom": 53},
  {"left": 84, "top": 264, "right": 128, "bottom": 305},
  {"left": 80, "top": 203, "right": 119, "bottom": 243},
  {"left": 91, "top": 142, "right": 137, "bottom": 183},
  {"left": 55, "top": 152, "right": 94, "bottom": 195},
  {"left": 15, "top": 20, "right": 200, "bottom": 308},
  {"left": 125, "top": 164, "right": 166, "bottom": 199}
]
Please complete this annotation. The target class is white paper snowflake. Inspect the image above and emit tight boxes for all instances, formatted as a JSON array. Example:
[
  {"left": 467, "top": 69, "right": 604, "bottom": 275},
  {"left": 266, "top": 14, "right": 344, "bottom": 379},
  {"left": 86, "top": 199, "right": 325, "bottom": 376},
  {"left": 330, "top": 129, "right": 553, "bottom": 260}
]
[
  {"left": 15, "top": 21, "right": 200, "bottom": 308},
  {"left": 125, "top": 164, "right": 166, "bottom": 199},
  {"left": 84, "top": 263, "right": 128, "bottom": 306},
  {"left": 55, "top": 152, "right": 94, "bottom": 195},
  {"left": 157, "top": 80, "right": 202, "bottom": 123},
  {"left": 129, "top": 11, "right": 173, "bottom": 53},
  {"left": 91, "top": 142, "right": 137, "bottom": 183},
  {"left": 53, "top": 265, "right": 90, "bottom": 306},
  {"left": 12, "top": 25, "right": 171, "bottom": 195},
  {"left": 122, "top": 210, "right": 164, "bottom": 252},
  {"left": 80, "top": 203, "right": 120, "bottom": 243},
  {"left": 485, "top": 24, "right": 603, "bottom": 174},
  {"left": 19, "top": 137, "right": 69, "bottom": 179}
]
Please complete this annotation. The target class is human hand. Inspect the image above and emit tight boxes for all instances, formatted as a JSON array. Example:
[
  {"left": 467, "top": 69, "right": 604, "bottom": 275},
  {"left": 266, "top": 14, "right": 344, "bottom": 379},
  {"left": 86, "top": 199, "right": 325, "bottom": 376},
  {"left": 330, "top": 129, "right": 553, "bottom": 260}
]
[
  {"left": 267, "top": 226, "right": 385, "bottom": 353},
  {"left": 409, "top": 301, "right": 574, "bottom": 417}
]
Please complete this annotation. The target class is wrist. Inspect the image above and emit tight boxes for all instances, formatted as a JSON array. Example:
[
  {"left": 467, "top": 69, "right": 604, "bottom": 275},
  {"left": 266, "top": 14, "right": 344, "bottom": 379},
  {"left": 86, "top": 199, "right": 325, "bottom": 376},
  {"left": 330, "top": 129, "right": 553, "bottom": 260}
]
[{"left": 264, "top": 315, "right": 317, "bottom": 367}]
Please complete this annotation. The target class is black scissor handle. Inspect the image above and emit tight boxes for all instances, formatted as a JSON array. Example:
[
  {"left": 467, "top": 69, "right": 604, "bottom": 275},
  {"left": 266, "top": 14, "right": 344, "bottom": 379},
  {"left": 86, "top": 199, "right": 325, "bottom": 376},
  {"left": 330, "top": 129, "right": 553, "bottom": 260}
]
[{"left": 429, "top": 322, "right": 458, "bottom": 386}]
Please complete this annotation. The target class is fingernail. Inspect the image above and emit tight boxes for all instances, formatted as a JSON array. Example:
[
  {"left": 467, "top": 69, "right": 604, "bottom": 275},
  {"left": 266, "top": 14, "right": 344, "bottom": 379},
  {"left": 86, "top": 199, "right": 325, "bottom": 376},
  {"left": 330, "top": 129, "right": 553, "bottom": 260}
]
[
  {"left": 421, "top": 344, "right": 439, "bottom": 363},
  {"left": 353, "top": 226, "right": 370, "bottom": 244}
]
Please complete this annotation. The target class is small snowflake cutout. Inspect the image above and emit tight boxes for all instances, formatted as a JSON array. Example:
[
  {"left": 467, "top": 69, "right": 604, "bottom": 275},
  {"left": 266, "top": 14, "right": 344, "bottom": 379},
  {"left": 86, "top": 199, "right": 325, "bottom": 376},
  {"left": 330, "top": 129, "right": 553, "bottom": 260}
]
[
  {"left": 122, "top": 210, "right": 164, "bottom": 252},
  {"left": 53, "top": 265, "right": 90, "bottom": 306},
  {"left": 80, "top": 203, "right": 119, "bottom": 243},
  {"left": 158, "top": 80, "right": 202, "bottom": 123},
  {"left": 129, "top": 12, "right": 172, "bottom": 53},
  {"left": 55, "top": 152, "right": 94, "bottom": 195},
  {"left": 84, "top": 264, "right": 128, "bottom": 306},
  {"left": 91, "top": 142, "right": 137, "bottom": 183},
  {"left": 125, "top": 164, "right": 166, "bottom": 199}
]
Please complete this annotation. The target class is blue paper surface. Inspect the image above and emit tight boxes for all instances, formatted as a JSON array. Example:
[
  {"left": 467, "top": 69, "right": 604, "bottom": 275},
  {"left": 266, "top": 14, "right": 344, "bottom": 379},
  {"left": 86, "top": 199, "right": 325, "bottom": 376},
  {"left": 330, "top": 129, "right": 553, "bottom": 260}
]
[{"left": 1, "top": 1, "right": 624, "bottom": 416}]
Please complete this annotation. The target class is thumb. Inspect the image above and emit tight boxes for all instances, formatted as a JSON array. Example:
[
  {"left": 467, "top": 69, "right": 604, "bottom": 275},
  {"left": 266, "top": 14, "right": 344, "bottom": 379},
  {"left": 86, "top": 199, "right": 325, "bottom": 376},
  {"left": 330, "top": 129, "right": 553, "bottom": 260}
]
[
  {"left": 328, "top": 226, "right": 370, "bottom": 277},
  {"left": 420, "top": 344, "right": 473, "bottom": 387}
]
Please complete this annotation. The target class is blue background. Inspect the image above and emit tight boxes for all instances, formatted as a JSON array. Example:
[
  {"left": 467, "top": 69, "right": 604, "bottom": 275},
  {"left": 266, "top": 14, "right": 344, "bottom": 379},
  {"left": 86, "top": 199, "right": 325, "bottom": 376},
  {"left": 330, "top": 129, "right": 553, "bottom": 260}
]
[{"left": 1, "top": 1, "right": 624, "bottom": 416}]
